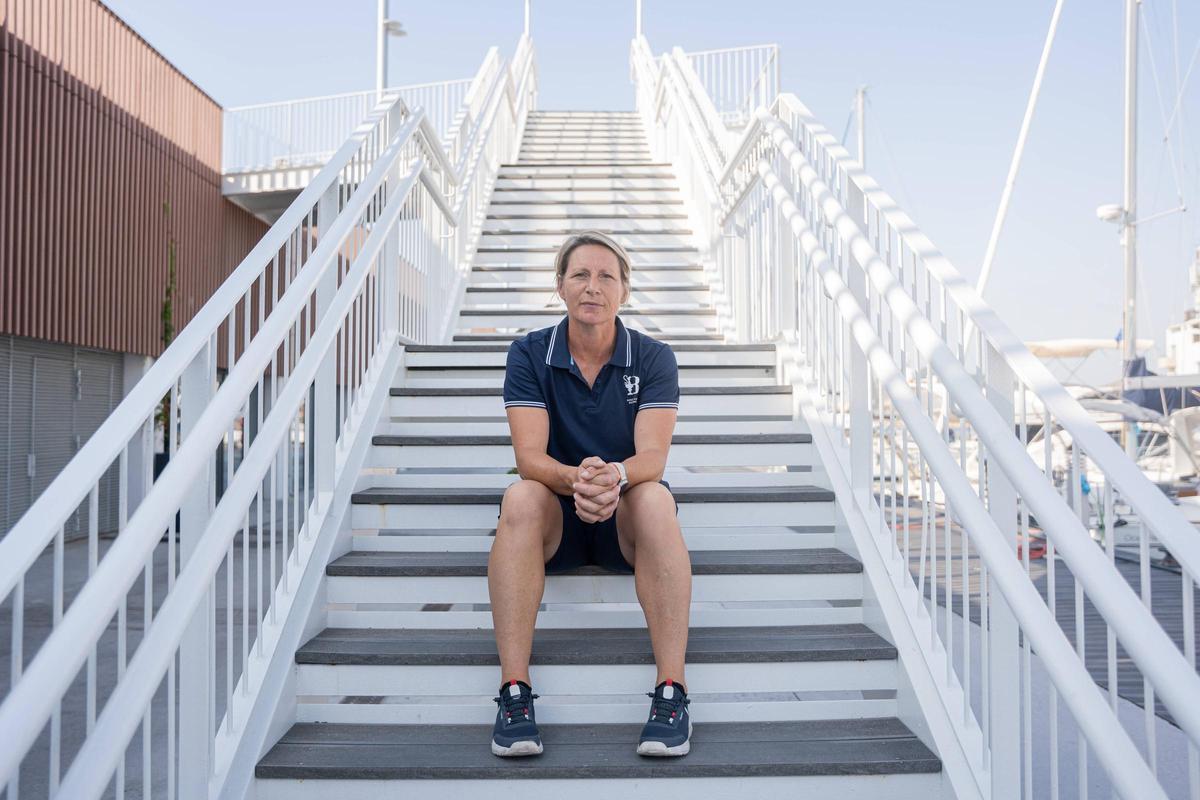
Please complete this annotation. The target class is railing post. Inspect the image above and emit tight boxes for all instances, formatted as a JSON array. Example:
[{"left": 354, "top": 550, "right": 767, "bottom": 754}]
[
  {"left": 845, "top": 181, "right": 873, "bottom": 506},
  {"left": 178, "top": 340, "right": 215, "bottom": 799},
  {"left": 985, "top": 342, "right": 1021, "bottom": 796},
  {"left": 313, "top": 184, "right": 340, "bottom": 511}
]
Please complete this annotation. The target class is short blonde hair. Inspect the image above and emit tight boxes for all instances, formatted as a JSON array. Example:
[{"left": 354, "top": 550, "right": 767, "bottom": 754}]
[{"left": 553, "top": 231, "right": 632, "bottom": 288}]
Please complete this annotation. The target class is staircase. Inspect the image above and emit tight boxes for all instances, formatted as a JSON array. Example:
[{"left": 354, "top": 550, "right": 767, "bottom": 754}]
[
  {"left": 252, "top": 111, "right": 946, "bottom": 798},
  {"left": 8, "top": 29, "right": 1200, "bottom": 800}
]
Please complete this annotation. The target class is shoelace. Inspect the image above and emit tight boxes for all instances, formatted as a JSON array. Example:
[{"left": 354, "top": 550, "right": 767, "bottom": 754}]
[
  {"left": 646, "top": 690, "right": 689, "bottom": 723},
  {"left": 494, "top": 688, "right": 540, "bottom": 724}
]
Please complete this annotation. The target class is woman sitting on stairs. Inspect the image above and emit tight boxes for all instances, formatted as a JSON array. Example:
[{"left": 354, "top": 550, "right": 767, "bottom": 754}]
[{"left": 488, "top": 230, "right": 693, "bottom": 758}]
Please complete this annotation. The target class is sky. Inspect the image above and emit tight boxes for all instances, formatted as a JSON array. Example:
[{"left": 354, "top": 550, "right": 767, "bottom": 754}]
[{"left": 102, "top": 0, "right": 1200, "bottom": 386}]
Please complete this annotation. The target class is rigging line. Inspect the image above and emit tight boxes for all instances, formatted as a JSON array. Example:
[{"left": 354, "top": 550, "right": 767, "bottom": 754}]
[
  {"left": 863, "top": 94, "right": 921, "bottom": 223},
  {"left": 1140, "top": 10, "right": 1187, "bottom": 205},
  {"left": 840, "top": 104, "right": 854, "bottom": 148},
  {"left": 1162, "top": 30, "right": 1200, "bottom": 135},
  {"left": 974, "top": 0, "right": 1065, "bottom": 298}
]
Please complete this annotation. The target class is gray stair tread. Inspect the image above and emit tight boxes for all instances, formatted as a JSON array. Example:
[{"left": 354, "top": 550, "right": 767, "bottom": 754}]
[
  {"left": 403, "top": 343, "right": 773, "bottom": 352},
  {"left": 504, "top": 161, "right": 667, "bottom": 167},
  {"left": 296, "top": 622, "right": 890, "bottom": 665},
  {"left": 372, "top": 433, "right": 810, "bottom": 447},
  {"left": 466, "top": 283, "right": 707, "bottom": 291},
  {"left": 494, "top": 174, "right": 670, "bottom": 181},
  {"left": 461, "top": 307, "right": 714, "bottom": 316},
  {"left": 482, "top": 228, "right": 694, "bottom": 236},
  {"left": 327, "top": 547, "right": 853, "bottom": 578},
  {"left": 351, "top": 485, "right": 833, "bottom": 505},
  {"left": 406, "top": 364, "right": 769, "bottom": 372},
  {"left": 391, "top": 385, "right": 790, "bottom": 396},
  {"left": 487, "top": 199, "right": 685, "bottom": 205},
  {"left": 256, "top": 718, "right": 939, "bottom": 780},
  {"left": 453, "top": 332, "right": 725, "bottom": 341},
  {"left": 484, "top": 213, "right": 688, "bottom": 219},
  {"left": 468, "top": 266, "right": 700, "bottom": 272},
  {"left": 475, "top": 246, "right": 698, "bottom": 253}
]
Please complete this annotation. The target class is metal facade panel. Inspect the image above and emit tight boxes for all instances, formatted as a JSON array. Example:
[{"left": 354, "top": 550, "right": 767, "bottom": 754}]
[
  {"left": 0, "top": 0, "right": 269, "bottom": 359},
  {"left": 1, "top": 334, "right": 124, "bottom": 538}
]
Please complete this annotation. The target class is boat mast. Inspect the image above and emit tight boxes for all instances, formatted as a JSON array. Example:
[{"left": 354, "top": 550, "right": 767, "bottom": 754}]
[{"left": 1121, "top": 0, "right": 1140, "bottom": 457}]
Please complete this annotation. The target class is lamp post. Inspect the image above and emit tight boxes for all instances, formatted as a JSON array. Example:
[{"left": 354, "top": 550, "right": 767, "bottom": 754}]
[{"left": 376, "top": 0, "right": 407, "bottom": 96}]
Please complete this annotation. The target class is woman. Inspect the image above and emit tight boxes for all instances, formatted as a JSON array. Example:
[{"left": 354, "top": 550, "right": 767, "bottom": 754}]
[{"left": 488, "top": 231, "right": 693, "bottom": 758}]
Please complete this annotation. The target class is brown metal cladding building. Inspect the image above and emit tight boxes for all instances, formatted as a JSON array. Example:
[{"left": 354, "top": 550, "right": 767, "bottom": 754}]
[{"left": 1, "top": 0, "right": 269, "bottom": 534}]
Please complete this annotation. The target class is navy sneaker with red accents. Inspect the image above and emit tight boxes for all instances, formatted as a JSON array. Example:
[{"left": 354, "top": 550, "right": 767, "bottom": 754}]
[
  {"left": 491, "top": 680, "right": 543, "bottom": 756},
  {"left": 637, "top": 679, "right": 692, "bottom": 756}
]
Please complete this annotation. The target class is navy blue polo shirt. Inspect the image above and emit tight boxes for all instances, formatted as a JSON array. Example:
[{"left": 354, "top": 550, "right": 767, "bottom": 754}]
[{"left": 503, "top": 315, "right": 680, "bottom": 468}]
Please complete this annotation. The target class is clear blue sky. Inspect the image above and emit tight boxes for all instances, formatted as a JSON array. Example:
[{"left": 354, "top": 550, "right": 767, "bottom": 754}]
[{"left": 104, "top": 0, "right": 1200, "bottom": 384}]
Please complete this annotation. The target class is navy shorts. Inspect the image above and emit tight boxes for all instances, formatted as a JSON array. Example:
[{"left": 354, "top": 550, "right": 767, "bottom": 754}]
[{"left": 497, "top": 479, "right": 679, "bottom": 574}]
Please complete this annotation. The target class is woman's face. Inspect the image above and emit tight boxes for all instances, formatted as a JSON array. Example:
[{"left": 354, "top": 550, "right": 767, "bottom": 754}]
[{"left": 556, "top": 244, "right": 628, "bottom": 327}]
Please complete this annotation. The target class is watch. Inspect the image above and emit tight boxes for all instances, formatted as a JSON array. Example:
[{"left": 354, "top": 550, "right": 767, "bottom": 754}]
[{"left": 612, "top": 461, "right": 629, "bottom": 488}]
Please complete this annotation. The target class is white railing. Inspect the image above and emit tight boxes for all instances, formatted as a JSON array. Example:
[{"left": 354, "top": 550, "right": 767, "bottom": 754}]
[
  {"left": 0, "top": 34, "right": 535, "bottom": 799},
  {"left": 223, "top": 77, "right": 473, "bottom": 173},
  {"left": 635, "top": 32, "right": 1200, "bottom": 800},
  {"left": 684, "top": 44, "right": 779, "bottom": 129}
]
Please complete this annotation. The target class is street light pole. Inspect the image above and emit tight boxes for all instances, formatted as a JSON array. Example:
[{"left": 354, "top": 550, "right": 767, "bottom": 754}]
[
  {"left": 1121, "top": 0, "right": 1139, "bottom": 457},
  {"left": 376, "top": 0, "right": 387, "bottom": 95}
]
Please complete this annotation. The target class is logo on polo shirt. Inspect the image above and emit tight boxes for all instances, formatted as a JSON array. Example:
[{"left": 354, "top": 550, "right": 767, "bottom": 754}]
[{"left": 623, "top": 374, "right": 640, "bottom": 404}]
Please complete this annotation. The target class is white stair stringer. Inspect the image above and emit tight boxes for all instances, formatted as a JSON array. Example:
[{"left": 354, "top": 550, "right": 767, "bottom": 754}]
[{"left": 252, "top": 111, "right": 949, "bottom": 798}]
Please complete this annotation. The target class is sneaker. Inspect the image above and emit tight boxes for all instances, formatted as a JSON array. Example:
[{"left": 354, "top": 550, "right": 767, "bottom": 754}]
[
  {"left": 491, "top": 679, "right": 543, "bottom": 756},
  {"left": 637, "top": 679, "right": 692, "bottom": 756}
]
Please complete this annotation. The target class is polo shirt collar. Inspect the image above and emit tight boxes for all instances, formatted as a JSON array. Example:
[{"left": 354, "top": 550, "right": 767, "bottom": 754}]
[{"left": 545, "top": 314, "right": 632, "bottom": 370}]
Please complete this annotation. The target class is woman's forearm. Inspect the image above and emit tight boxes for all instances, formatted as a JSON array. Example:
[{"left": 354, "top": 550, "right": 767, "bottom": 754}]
[{"left": 516, "top": 451, "right": 578, "bottom": 496}]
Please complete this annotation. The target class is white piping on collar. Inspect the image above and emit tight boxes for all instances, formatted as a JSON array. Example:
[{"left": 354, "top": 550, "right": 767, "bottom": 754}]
[{"left": 544, "top": 316, "right": 566, "bottom": 366}]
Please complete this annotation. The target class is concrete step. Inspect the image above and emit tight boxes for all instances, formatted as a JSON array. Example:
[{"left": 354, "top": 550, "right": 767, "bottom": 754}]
[
  {"left": 367, "top": 432, "right": 813, "bottom": 469},
  {"left": 294, "top": 623, "right": 891, "bottom": 673},
  {"left": 479, "top": 231, "right": 693, "bottom": 248},
  {"left": 375, "top": 420, "right": 807, "bottom": 437},
  {"left": 400, "top": 363, "right": 766, "bottom": 381},
  {"left": 452, "top": 332, "right": 724, "bottom": 343},
  {"left": 487, "top": 199, "right": 685, "bottom": 213},
  {"left": 495, "top": 168, "right": 671, "bottom": 179},
  {"left": 351, "top": 484, "right": 834, "bottom": 529},
  {"left": 488, "top": 188, "right": 681, "bottom": 203},
  {"left": 519, "top": 145, "right": 651, "bottom": 154},
  {"left": 324, "top": 549, "right": 857, "bottom": 605},
  {"left": 400, "top": 343, "right": 771, "bottom": 367},
  {"left": 255, "top": 719, "right": 938, "bottom": 797},
  {"left": 352, "top": 524, "right": 833, "bottom": 553},
  {"left": 293, "top": 689, "right": 895, "bottom": 725},
  {"left": 513, "top": 138, "right": 651, "bottom": 148},
  {"left": 485, "top": 210, "right": 688, "bottom": 221},
  {"left": 291, "top": 624, "right": 892, "bottom": 697},
  {"left": 482, "top": 216, "right": 691, "bottom": 232},
  {"left": 468, "top": 263, "right": 702, "bottom": 284},
  {"left": 255, "top": 719, "right": 941, "bottom": 800},
  {"left": 512, "top": 159, "right": 661, "bottom": 167},
  {"left": 456, "top": 305, "right": 716, "bottom": 330},
  {"left": 462, "top": 286, "right": 711, "bottom": 304},
  {"left": 388, "top": 384, "right": 790, "bottom": 416},
  {"left": 474, "top": 239, "right": 696, "bottom": 263},
  {"left": 493, "top": 177, "right": 679, "bottom": 191}
]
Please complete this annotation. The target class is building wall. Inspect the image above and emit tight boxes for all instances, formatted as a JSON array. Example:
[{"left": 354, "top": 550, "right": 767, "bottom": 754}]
[
  {"left": 0, "top": 0, "right": 268, "bottom": 359},
  {"left": 1, "top": 0, "right": 274, "bottom": 536}
]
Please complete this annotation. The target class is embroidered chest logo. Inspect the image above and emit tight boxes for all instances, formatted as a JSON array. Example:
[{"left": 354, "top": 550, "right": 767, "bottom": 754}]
[{"left": 623, "top": 374, "right": 640, "bottom": 404}]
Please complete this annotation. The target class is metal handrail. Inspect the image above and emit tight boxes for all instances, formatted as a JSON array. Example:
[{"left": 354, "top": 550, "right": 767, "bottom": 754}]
[
  {"left": 753, "top": 154, "right": 1165, "bottom": 800},
  {"left": 769, "top": 92, "right": 1200, "bottom": 586},
  {"left": 0, "top": 92, "right": 418, "bottom": 607},
  {"left": 636, "top": 29, "right": 1200, "bottom": 798},
  {"left": 758, "top": 108, "right": 1200, "bottom": 747},
  {"left": 0, "top": 34, "right": 536, "bottom": 795}
]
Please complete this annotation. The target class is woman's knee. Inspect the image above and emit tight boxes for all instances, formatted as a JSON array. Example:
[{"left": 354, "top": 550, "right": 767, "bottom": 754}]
[
  {"left": 623, "top": 481, "right": 675, "bottom": 515},
  {"left": 498, "top": 479, "right": 559, "bottom": 533}
]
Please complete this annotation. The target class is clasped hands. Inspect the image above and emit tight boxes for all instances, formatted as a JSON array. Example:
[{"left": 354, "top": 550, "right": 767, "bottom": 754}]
[{"left": 572, "top": 455, "right": 623, "bottom": 524}]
